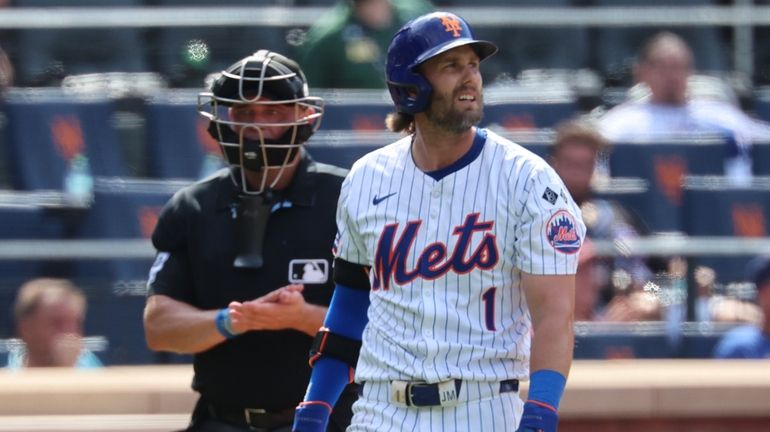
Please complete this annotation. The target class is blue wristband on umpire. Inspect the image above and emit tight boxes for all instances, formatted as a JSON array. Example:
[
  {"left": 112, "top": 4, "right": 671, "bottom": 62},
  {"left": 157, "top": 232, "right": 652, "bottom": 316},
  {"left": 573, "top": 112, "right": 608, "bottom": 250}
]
[
  {"left": 516, "top": 400, "right": 559, "bottom": 432},
  {"left": 292, "top": 401, "right": 332, "bottom": 432},
  {"left": 215, "top": 308, "right": 238, "bottom": 339}
]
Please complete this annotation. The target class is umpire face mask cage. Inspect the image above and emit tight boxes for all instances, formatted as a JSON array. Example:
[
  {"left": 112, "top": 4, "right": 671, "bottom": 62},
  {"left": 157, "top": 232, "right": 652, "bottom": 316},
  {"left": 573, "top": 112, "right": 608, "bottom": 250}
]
[
  {"left": 198, "top": 50, "right": 324, "bottom": 194},
  {"left": 385, "top": 11, "right": 497, "bottom": 115}
]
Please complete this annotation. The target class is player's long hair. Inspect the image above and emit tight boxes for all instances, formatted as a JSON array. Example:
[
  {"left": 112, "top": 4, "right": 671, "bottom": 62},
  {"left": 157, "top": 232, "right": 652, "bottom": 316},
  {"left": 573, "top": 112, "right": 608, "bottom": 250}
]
[{"left": 385, "top": 112, "right": 415, "bottom": 134}]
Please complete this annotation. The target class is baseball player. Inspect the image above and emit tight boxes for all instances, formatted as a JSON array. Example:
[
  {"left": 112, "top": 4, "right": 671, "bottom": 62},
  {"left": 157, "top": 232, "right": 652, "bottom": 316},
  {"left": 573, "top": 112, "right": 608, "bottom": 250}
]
[{"left": 292, "top": 11, "right": 584, "bottom": 432}]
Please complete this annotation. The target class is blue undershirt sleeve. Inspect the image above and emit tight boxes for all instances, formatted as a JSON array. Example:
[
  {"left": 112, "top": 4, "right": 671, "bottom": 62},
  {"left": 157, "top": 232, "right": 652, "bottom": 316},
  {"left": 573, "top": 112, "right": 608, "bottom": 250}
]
[{"left": 303, "top": 284, "right": 369, "bottom": 404}]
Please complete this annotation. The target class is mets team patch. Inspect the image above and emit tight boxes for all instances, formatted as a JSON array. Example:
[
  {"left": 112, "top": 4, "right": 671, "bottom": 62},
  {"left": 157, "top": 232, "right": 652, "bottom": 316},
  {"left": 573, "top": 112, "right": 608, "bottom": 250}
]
[{"left": 545, "top": 210, "right": 581, "bottom": 254}]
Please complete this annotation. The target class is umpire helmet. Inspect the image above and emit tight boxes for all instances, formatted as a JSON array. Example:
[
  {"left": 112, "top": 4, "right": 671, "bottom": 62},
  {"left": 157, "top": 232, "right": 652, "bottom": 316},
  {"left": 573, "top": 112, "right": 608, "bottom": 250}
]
[
  {"left": 385, "top": 12, "right": 497, "bottom": 115},
  {"left": 198, "top": 50, "right": 324, "bottom": 194}
]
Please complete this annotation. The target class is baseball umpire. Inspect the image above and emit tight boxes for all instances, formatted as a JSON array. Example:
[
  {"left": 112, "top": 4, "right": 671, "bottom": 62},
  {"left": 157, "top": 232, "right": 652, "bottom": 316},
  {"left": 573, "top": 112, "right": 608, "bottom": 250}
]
[
  {"left": 292, "top": 12, "right": 584, "bottom": 432},
  {"left": 143, "top": 50, "right": 356, "bottom": 432}
]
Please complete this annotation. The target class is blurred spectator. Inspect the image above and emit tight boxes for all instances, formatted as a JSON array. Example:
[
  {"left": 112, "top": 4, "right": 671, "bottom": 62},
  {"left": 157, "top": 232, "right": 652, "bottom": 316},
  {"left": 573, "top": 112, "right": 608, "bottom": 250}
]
[
  {"left": 297, "top": 0, "right": 433, "bottom": 89},
  {"left": 573, "top": 239, "right": 605, "bottom": 321},
  {"left": 713, "top": 255, "right": 770, "bottom": 358},
  {"left": 550, "top": 119, "right": 660, "bottom": 321},
  {"left": 598, "top": 31, "right": 770, "bottom": 184},
  {"left": 5, "top": 278, "right": 102, "bottom": 369},
  {"left": 689, "top": 264, "right": 762, "bottom": 324}
]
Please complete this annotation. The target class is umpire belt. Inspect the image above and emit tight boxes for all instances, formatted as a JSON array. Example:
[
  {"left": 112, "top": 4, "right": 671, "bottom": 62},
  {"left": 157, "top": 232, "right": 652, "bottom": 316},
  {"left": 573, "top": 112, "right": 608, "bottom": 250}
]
[
  {"left": 206, "top": 403, "right": 295, "bottom": 431},
  {"left": 359, "top": 379, "right": 519, "bottom": 408}
]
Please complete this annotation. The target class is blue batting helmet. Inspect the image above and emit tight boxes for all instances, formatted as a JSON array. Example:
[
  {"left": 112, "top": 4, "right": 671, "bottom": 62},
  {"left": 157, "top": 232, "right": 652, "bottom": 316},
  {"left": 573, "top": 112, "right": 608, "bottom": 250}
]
[{"left": 385, "top": 11, "right": 498, "bottom": 115}]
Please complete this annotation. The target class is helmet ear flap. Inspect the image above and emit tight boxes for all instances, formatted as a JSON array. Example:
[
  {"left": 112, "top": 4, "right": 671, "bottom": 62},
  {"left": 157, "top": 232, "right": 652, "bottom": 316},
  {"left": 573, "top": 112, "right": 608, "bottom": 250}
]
[{"left": 386, "top": 77, "right": 432, "bottom": 115}]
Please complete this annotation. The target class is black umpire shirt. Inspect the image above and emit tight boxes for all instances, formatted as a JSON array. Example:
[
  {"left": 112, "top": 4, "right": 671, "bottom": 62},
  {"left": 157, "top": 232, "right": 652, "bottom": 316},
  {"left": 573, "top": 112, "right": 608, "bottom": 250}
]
[{"left": 147, "top": 152, "right": 347, "bottom": 410}]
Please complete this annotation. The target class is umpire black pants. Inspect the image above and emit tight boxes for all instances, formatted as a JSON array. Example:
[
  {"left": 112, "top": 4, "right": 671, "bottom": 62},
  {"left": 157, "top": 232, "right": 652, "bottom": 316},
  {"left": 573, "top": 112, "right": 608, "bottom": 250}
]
[{"left": 181, "top": 385, "right": 357, "bottom": 432}]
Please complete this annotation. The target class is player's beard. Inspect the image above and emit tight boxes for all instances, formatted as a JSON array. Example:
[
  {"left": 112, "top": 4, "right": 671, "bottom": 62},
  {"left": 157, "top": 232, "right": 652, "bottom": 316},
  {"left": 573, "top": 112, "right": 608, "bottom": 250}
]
[{"left": 425, "top": 88, "right": 484, "bottom": 133}]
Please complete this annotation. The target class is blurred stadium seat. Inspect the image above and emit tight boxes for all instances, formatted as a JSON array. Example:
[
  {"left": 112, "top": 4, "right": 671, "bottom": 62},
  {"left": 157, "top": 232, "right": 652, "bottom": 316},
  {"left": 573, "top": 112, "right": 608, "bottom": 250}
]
[
  {"left": 754, "top": 87, "right": 770, "bottom": 123},
  {"left": 682, "top": 176, "right": 770, "bottom": 284},
  {"left": 307, "top": 130, "right": 394, "bottom": 169},
  {"left": 573, "top": 322, "right": 677, "bottom": 359},
  {"left": 607, "top": 139, "right": 727, "bottom": 232},
  {"left": 320, "top": 97, "right": 393, "bottom": 131},
  {"left": 484, "top": 84, "right": 579, "bottom": 130},
  {"left": 753, "top": 141, "right": 770, "bottom": 176},
  {"left": 4, "top": 90, "right": 128, "bottom": 190},
  {"left": 485, "top": 99, "right": 578, "bottom": 130}
]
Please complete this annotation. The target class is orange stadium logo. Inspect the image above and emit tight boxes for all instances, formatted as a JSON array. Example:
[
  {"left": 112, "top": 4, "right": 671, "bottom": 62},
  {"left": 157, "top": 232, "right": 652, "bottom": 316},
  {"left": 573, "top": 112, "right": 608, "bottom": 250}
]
[
  {"left": 138, "top": 206, "right": 162, "bottom": 238},
  {"left": 731, "top": 204, "right": 766, "bottom": 237},
  {"left": 352, "top": 115, "right": 386, "bottom": 131},
  {"left": 51, "top": 115, "right": 85, "bottom": 160},
  {"left": 654, "top": 155, "right": 686, "bottom": 205},
  {"left": 501, "top": 113, "right": 536, "bottom": 131},
  {"left": 440, "top": 15, "right": 463, "bottom": 37}
]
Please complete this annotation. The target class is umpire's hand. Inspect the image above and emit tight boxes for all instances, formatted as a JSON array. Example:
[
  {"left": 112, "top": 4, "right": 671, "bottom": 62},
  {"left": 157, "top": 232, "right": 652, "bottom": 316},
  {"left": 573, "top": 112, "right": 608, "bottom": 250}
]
[{"left": 228, "top": 284, "right": 306, "bottom": 332}]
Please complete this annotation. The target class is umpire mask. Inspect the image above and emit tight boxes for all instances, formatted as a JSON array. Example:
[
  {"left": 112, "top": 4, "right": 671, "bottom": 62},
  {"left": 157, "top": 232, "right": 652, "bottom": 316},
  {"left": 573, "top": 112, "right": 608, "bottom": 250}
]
[{"left": 198, "top": 50, "right": 324, "bottom": 194}]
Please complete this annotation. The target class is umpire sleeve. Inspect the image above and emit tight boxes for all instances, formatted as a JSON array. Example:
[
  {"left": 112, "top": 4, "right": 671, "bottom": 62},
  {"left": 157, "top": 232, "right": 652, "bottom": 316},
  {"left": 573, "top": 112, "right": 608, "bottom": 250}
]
[
  {"left": 146, "top": 189, "right": 195, "bottom": 303},
  {"left": 146, "top": 251, "right": 194, "bottom": 303}
]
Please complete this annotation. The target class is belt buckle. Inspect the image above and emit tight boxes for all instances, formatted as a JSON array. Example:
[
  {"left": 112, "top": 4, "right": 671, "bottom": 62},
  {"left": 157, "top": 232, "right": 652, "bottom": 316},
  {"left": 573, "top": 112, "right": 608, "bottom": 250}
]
[
  {"left": 390, "top": 379, "right": 460, "bottom": 408},
  {"left": 244, "top": 408, "right": 267, "bottom": 430},
  {"left": 390, "top": 380, "right": 411, "bottom": 406}
]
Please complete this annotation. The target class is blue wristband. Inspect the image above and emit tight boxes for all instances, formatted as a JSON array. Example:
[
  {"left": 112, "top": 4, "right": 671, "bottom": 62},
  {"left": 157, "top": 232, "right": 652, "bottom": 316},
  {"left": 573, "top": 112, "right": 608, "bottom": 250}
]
[
  {"left": 527, "top": 369, "right": 566, "bottom": 410},
  {"left": 215, "top": 308, "right": 238, "bottom": 339}
]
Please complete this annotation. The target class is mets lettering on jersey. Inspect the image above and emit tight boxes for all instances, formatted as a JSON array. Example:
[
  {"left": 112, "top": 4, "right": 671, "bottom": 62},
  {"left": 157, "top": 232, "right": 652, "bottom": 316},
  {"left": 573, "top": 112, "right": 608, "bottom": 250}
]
[
  {"left": 335, "top": 128, "right": 584, "bottom": 384},
  {"left": 373, "top": 213, "right": 498, "bottom": 290}
]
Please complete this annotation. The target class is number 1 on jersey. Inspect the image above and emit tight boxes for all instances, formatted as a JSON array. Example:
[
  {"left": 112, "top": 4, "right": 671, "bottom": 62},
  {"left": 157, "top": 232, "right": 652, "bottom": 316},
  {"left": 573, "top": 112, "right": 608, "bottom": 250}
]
[{"left": 482, "top": 286, "right": 497, "bottom": 331}]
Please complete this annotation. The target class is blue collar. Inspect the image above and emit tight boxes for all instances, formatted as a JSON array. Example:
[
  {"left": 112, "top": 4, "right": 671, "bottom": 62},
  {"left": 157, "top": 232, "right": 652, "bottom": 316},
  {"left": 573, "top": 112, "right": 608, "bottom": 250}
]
[{"left": 425, "top": 128, "right": 487, "bottom": 181}]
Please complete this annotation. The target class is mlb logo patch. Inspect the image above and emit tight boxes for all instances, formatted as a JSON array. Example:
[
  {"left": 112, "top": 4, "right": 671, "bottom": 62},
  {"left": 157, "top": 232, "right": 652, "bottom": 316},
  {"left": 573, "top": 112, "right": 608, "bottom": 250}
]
[
  {"left": 288, "top": 259, "right": 329, "bottom": 284},
  {"left": 545, "top": 210, "right": 581, "bottom": 254},
  {"left": 542, "top": 187, "right": 558, "bottom": 205}
]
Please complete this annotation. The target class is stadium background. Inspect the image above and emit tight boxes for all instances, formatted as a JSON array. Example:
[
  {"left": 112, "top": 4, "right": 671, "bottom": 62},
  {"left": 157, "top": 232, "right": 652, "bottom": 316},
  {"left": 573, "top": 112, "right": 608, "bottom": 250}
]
[{"left": 0, "top": 1, "right": 768, "bottom": 431}]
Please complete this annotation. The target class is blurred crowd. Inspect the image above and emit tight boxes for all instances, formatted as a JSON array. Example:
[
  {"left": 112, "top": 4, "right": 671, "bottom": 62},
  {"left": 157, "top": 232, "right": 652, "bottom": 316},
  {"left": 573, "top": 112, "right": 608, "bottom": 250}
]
[{"left": 0, "top": 1, "right": 767, "bottom": 91}]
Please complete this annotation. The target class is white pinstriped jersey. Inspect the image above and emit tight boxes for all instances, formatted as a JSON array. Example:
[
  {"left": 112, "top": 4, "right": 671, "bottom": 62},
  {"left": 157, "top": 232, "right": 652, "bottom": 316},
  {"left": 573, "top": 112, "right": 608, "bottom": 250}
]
[{"left": 334, "top": 128, "right": 584, "bottom": 384}]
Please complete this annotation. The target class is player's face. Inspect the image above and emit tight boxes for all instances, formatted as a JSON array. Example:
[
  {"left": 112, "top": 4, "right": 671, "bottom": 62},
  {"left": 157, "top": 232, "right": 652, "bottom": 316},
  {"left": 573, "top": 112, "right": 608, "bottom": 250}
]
[
  {"left": 228, "top": 98, "right": 307, "bottom": 141},
  {"left": 420, "top": 45, "right": 484, "bottom": 133}
]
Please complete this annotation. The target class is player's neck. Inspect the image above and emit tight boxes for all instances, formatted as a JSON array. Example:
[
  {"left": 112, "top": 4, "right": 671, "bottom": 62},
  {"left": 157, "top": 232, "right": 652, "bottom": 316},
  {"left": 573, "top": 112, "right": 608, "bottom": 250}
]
[{"left": 411, "top": 125, "right": 475, "bottom": 172}]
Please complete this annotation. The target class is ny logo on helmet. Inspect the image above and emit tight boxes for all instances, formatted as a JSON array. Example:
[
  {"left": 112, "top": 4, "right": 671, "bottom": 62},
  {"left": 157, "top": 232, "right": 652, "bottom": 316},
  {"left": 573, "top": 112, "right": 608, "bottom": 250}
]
[{"left": 440, "top": 15, "right": 463, "bottom": 37}]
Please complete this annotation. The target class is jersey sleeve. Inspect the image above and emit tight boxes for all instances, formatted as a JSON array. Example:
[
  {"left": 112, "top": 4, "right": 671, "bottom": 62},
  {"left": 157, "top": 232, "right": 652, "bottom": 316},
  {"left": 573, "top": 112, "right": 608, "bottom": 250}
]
[
  {"left": 333, "top": 172, "right": 369, "bottom": 266},
  {"left": 514, "top": 164, "right": 586, "bottom": 275},
  {"left": 146, "top": 190, "right": 195, "bottom": 302}
]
